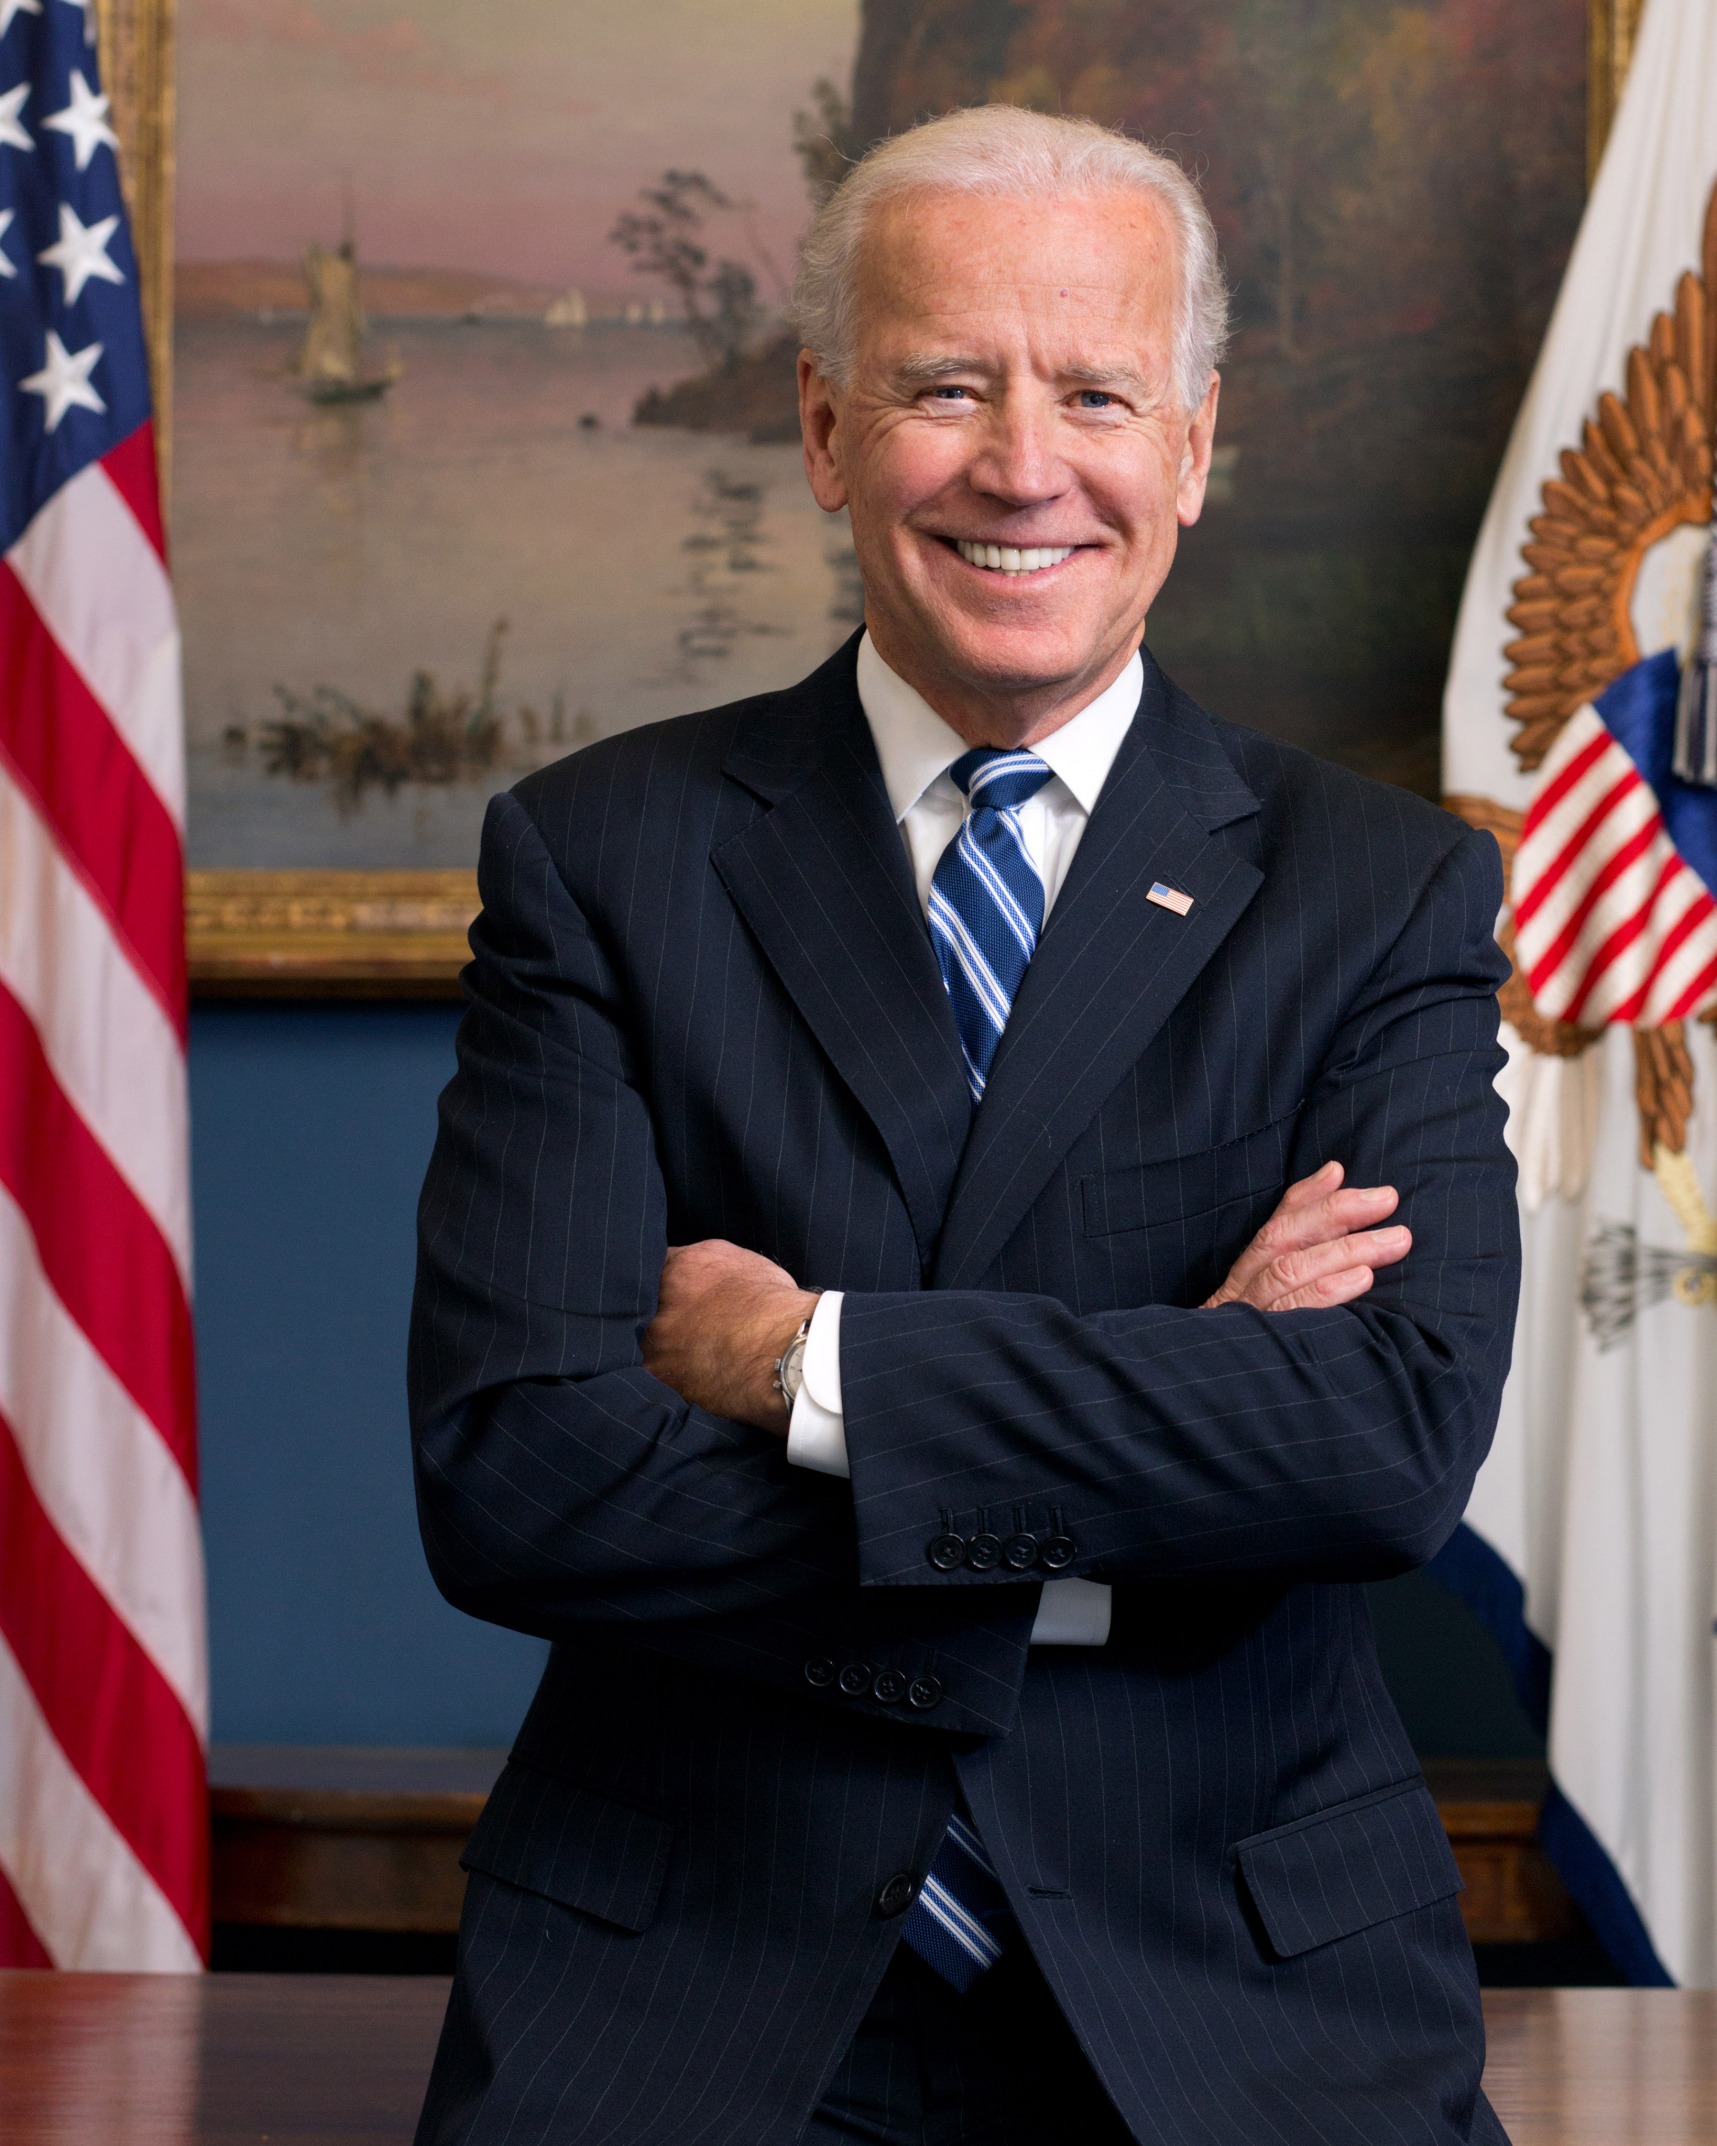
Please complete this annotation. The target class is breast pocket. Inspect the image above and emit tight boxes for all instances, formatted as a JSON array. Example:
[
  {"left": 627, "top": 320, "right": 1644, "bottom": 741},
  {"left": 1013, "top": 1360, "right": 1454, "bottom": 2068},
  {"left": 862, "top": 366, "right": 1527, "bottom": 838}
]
[{"left": 1080, "top": 1114, "right": 1295, "bottom": 1307}]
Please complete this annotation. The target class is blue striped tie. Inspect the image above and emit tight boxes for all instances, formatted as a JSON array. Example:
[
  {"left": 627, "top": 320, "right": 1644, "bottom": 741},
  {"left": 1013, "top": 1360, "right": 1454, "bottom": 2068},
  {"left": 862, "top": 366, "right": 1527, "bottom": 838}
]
[
  {"left": 901, "top": 1811, "right": 1013, "bottom": 1994},
  {"left": 903, "top": 747, "right": 1053, "bottom": 1992},
  {"left": 926, "top": 748, "right": 1054, "bottom": 1103}
]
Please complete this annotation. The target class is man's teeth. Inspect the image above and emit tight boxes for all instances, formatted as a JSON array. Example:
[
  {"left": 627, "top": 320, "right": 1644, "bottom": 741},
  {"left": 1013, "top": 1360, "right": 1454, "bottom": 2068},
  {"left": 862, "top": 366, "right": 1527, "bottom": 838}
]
[{"left": 955, "top": 540, "right": 1075, "bottom": 574}]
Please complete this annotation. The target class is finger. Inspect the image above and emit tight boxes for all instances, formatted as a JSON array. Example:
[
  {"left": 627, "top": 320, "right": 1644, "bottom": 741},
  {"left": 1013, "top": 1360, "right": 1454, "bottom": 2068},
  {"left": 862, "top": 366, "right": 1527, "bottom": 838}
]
[
  {"left": 1236, "top": 1227, "right": 1407, "bottom": 1304},
  {"left": 1221, "top": 1183, "right": 1398, "bottom": 1292},
  {"left": 1205, "top": 1226, "right": 1404, "bottom": 1312},
  {"left": 1271, "top": 1186, "right": 1401, "bottom": 1258},
  {"left": 1268, "top": 1263, "right": 1379, "bottom": 1313},
  {"left": 1250, "top": 1225, "right": 1410, "bottom": 1306},
  {"left": 1273, "top": 1160, "right": 1343, "bottom": 1212},
  {"left": 1286, "top": 1182, "right": 1398, "bottom": 1233},
  {"left": 1201, "top": 1223, "right": 1409, "bottom": 1310}
]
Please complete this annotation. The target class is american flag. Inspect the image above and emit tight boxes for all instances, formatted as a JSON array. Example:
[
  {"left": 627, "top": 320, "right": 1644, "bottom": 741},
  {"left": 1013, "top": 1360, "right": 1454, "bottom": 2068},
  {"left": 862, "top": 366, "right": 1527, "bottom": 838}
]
[
  {"left": 0, "top": 0, "right": 204, "bottom": 1968},
  {"left": 1513, "top": 641, "right": 1717, "bottom": 1027}
]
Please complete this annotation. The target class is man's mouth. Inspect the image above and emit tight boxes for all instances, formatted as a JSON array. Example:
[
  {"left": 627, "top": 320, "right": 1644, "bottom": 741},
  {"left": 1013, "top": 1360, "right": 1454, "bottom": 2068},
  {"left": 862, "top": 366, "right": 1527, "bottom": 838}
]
[{"left": 951, "top": 540, "right": 1076, "bottom": 576}]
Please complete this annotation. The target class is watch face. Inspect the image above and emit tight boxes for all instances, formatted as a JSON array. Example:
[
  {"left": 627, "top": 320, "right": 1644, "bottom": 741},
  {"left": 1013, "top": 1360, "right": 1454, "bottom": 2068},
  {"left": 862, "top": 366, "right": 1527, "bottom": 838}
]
[{"left": 779, "top": 1332, "right": 808, "bottom": 1403}]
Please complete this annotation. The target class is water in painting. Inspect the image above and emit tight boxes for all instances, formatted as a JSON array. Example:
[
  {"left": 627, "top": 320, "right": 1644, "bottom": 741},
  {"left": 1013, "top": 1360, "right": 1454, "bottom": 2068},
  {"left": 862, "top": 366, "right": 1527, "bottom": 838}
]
[{"left": 176, "top": 315, "right": 859, "bottom": 866}]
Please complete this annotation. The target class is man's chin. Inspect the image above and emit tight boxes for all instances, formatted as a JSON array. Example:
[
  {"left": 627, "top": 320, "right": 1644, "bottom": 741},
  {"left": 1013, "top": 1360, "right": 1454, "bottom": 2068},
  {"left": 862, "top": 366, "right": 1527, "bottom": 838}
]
[{"left": 913, "top": 615, "right": 1123, "bottom": 704}]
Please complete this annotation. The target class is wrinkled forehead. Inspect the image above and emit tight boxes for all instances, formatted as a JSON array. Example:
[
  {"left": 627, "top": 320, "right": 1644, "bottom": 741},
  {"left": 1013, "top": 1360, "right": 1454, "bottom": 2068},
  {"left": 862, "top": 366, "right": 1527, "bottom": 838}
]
[{"left": 851, "top": 184, "right": 1182, "bottom": 368}]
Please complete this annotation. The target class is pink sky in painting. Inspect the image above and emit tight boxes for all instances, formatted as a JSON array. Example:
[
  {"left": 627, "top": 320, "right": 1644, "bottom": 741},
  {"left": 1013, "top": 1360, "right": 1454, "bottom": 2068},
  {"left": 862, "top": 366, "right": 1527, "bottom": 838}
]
[{"left": 176, "top": 0, "right": 859, "bottom": 288}]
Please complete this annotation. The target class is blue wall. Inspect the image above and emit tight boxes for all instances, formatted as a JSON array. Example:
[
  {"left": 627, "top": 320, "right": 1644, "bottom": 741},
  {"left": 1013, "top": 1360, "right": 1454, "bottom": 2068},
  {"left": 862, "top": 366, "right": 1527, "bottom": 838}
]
[
  {"left": 191, "top": 1003, "right": 546, "bottom": 1745},
  {"left": 189, "top": 1002, "right": 1539, "bottom": 1759}
]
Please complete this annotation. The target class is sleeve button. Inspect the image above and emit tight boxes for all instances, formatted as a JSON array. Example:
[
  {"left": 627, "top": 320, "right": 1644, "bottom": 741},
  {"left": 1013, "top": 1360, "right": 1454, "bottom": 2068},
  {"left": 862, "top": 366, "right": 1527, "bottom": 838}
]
[
  {"left": 927, "top": 1532, "right": 966, "bottom": 1571},
  {"left": 1039, "top": 1534, "right": 1077, "bottom": 1571},
  {"left": 876, "top": 1873, "right": 917, "bottom": 1917},
  {"left": 837, "top": 1662, "right": 873, "bottom": 1696},
  {"left": 964, "top": 1532, "right": 1003, "bottom": 1572},
  {"left": 1002, "top": 1533, "right": 1039, "bottom": 1571},
  {"left": 803, "top": 1657, "right": 837, "bottom": 1689},
  {"left": 906, "top": 1675, "right": 943, "bottom": 1711},
  {"left": 871, "top": 1668, "right": 907, "bottom": 1704}
]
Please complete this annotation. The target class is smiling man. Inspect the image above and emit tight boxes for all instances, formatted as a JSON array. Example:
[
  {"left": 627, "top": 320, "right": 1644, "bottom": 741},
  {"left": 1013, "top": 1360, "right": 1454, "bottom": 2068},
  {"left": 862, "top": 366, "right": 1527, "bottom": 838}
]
[{"left": 410, "top": 108, "right": 1519, "bottom": 2146}]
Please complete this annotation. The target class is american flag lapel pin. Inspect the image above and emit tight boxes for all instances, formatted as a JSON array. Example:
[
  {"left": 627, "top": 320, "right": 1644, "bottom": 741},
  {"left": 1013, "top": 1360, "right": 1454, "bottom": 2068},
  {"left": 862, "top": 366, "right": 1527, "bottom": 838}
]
[{"left": 1147, "top": 882, "right": 1195, "bottom": 917}]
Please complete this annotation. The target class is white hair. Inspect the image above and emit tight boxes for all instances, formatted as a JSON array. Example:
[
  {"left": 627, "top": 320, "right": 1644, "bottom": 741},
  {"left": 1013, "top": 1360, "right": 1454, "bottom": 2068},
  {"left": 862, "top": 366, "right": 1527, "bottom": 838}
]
[{"left": 793, "top": 105, "right": 1229, "bottom": 413}]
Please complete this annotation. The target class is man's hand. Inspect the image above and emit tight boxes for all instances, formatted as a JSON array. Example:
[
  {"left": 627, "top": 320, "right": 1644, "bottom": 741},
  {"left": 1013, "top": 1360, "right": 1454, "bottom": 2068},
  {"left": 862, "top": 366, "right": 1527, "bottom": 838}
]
[
  {"left": 643, "top": 1239, "right": 819, "bottom": 1437},
  {"left": 1202, "top": 1161, "right": 1409, "bottom": 1312}
]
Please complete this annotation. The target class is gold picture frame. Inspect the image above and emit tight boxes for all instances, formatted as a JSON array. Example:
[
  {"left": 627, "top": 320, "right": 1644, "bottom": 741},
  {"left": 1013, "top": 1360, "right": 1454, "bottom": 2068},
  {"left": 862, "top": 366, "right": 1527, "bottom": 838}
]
[
  {"left": 101, "top": 0, "right": 1636, "bottom": 997},
  {"left": 1588, "top": 0, "right": 1646, "bottom": 182}
]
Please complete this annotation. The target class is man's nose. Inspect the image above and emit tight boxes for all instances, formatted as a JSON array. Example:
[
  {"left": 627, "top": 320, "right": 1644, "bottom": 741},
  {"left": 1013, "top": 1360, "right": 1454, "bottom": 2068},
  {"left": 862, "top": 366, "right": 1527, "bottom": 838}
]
[{"left": 966, "top": 398, "right": 1068, "bottom": 508}]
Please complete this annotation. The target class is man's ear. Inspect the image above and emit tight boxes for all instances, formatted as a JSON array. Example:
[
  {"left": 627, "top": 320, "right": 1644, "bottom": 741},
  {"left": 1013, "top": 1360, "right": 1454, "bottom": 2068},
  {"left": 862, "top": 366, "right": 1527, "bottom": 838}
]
[
  {"left": 1175, "top": 373, "right": 1221, "bottom": 528},
  {"left": 799, "top": 351, "right": 850, "bottom": 512}
]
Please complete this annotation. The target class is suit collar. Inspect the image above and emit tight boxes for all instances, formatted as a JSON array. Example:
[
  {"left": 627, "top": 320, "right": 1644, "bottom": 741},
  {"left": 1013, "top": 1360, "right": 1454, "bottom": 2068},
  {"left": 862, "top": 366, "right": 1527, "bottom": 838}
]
[
  {"left": 932, "top": 653, "right": 1264, "bottom": 1288},
  {"left": 715, "top": 639, "right": 1265, "bottom": 1284},
  {"left": 713, "top": 640, "right": 973, "bottom": 1267}
]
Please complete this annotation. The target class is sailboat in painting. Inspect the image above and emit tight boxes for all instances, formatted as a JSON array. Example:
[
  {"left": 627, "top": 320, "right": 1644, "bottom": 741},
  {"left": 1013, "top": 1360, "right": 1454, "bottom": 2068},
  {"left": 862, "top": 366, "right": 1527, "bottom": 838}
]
[
  {"left": 544, "top": 286, "right": 588, "bottom": 328},
  {"left": 293, "top": 240, "right": 402, "bottom": 404}
]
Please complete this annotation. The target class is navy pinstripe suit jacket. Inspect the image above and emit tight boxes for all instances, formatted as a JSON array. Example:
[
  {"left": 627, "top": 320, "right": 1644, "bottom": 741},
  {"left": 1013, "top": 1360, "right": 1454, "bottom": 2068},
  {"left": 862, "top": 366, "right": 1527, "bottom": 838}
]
[{"left": 409, "top": 636, "right": 1519, "bottom": 2146}]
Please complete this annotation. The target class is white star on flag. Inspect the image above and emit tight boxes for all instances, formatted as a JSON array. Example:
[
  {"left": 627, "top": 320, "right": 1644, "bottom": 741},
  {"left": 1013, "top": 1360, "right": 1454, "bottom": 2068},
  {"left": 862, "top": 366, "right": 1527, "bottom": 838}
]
[
  {"left": 0, "top": 80, "right": 31, "bottom": 151},
  {"left": 0, "top": 208, "right": 15, "bottom": 277},
  {"left": 20, "top": 327, "right": 104, "bottom": 430},
  {"left": 42, "top": 68, "right": 115, "bottom": 169},
  {"left": 37, "top": 201, "right": 122, "bottom": 303},
  {"left": 0, "top": 0, "right": 44, "bottom": 36},
  {"left": 56, "top": 0, "right": 94, "bottom": 41}
]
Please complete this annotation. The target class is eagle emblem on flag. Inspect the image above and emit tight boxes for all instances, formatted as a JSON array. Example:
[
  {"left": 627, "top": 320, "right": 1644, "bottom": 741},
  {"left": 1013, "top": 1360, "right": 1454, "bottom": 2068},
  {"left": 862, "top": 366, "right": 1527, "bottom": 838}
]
[
  {"left": 1450, "top": 182, "right": 1717, "bottom": 1328},
  {"left": 1503, "top": 179, "right": 1717, "bottom": 1037}
]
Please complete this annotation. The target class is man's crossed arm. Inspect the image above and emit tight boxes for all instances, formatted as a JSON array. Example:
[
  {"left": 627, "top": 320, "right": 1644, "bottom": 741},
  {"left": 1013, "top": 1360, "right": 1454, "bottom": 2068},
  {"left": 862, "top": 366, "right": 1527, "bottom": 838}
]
[{"left": 644, "top": 1160, "right": 1410, "bottom": 1436}]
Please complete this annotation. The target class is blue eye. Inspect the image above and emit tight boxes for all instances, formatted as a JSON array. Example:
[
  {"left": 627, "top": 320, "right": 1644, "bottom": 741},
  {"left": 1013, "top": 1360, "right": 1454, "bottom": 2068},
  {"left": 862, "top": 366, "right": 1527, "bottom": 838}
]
[{"left": 1077, "top": 390, "right": 1117, "bottom": 408}]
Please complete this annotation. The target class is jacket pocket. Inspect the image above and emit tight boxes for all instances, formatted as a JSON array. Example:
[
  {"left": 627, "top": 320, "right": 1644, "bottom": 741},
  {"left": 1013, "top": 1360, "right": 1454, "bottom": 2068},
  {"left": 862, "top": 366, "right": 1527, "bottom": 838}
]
[
  {"left": 1233, "top": 1780, "right": 1463, "bottom": 1960},
  {"left": 1081, "top": 1114, "right": 1295, "bottom": 1237},
  {"left": 461, "top": 1760, "right": 674, "bottom": 1934}
]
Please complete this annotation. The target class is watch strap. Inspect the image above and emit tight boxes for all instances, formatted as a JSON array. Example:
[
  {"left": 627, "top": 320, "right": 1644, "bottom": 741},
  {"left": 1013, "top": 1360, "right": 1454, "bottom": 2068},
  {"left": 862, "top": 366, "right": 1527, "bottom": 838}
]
[{"left": 773, "top": 1313, "right": 815, "bottom": 1409}]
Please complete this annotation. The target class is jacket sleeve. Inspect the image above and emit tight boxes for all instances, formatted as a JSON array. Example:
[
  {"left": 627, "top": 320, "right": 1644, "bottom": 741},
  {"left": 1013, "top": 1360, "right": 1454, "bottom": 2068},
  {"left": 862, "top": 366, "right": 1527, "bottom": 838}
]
[
  {"left": 408, "top": 789, "right": 859, "bottom": 1639},
  {"left": 837, "top": 826, "right": 1520, "bottom": 1589}
]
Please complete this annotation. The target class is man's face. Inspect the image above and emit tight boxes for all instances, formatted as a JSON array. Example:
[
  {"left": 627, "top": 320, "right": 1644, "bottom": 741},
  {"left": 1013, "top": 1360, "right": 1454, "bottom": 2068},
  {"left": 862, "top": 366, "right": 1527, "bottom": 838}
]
[{"left": 800, "top": 185, "right": 1218, "bottom": 735}]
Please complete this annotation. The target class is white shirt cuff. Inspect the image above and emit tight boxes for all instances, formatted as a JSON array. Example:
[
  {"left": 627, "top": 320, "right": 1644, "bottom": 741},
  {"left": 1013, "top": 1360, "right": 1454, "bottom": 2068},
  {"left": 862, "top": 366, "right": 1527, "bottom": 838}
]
[
  {"left": 784, "top": 1290, "right": 1110, "bottom": 1646},
  {"left": 785, "top": 1291, "right": 849, "bottom": 1478},
  {"left": 1029, "top": 1577, "right": 1113, "bottom": 1646}
]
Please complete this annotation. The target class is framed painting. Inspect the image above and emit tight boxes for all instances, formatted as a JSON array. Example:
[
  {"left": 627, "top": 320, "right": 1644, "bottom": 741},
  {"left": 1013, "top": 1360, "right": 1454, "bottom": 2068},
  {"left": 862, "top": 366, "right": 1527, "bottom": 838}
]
[{"left": 101, "top": 0, "right": 1631, "bottom": 991}]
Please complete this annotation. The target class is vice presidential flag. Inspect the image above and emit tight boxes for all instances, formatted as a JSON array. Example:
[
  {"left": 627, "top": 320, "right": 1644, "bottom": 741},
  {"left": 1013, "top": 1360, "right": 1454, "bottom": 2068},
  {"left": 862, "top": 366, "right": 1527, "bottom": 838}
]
[
  {"left": 1440, "top": 0, "right": 1717, "bottom": 1987},
  {"left": 0, "top": 0, "right": 205, "bottom": 1967}
]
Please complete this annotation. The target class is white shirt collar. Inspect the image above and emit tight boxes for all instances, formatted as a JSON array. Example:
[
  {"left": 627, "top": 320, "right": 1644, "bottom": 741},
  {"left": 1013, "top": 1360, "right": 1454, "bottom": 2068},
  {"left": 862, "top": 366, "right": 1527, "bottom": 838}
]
[{"left": 855, "top": 631, "right": 1142, "bottom": 824}]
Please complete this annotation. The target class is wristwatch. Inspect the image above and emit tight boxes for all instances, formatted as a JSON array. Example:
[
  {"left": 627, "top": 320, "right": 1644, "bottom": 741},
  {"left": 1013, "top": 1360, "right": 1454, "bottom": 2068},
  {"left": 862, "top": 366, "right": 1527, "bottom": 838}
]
[{"left": 773, "top": 1312, "right": 815, "bottom": 1409}]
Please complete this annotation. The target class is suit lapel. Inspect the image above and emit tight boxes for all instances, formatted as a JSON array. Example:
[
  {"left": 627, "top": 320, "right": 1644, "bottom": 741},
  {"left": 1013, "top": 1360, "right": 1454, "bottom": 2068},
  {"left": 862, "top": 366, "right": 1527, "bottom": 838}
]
[
  {"left": 712, "top": 649, "right": 971, "bottom": 1266},
  {"left": 933, "top": 658, "right": 1265, "bottom": 1290}
]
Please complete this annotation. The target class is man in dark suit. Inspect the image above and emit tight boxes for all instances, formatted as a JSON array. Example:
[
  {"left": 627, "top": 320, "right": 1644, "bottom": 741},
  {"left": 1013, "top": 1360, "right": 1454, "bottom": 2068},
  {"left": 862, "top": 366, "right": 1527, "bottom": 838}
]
[{"left": 410, "top": 104, "right": 1517, "bottom": 2146}]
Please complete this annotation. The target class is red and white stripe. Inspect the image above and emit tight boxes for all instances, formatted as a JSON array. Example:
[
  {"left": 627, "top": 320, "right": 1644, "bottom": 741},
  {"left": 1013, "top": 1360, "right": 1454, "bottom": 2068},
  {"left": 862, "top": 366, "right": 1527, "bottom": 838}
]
[
  {"left": 0, "top": 423, "right": 206, "bottom": 1971},
  {"left": 1513, "top": 702, "right": 1717, "bottom": 1027}
]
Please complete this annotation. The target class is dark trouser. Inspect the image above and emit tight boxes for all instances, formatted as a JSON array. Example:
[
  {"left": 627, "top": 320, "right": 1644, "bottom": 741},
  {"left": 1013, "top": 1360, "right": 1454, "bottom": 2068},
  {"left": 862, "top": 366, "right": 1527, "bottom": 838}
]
[{"left": 804, "top": 1940, "right": 1137, "bottom": 2145}]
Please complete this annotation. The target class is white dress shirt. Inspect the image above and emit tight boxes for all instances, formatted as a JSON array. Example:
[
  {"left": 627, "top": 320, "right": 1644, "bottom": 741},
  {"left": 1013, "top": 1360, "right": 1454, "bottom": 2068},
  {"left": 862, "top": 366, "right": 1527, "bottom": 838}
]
[{"left": 786, "top": 631, "right": 1144, "bottom": 1647}]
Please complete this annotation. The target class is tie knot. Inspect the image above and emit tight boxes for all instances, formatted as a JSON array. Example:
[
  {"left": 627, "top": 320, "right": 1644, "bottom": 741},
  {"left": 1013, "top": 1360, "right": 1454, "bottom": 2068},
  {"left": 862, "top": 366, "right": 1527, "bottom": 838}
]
[{"left": 949, "top": 747, "right": 1052, "bottom": 812}]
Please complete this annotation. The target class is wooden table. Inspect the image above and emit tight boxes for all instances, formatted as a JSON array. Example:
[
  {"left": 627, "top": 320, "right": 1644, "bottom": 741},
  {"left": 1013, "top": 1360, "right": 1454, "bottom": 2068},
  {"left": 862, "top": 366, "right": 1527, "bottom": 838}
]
[
  {"left": 1483, "top": 1989, "right": 1717, "bottom": 2142},
  {"left": 0, "top": 1972, "right": 447, "bottom": 2145},
  {"left": 6, "top": 1974, "right": 1706, "bottom": 2143}
]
